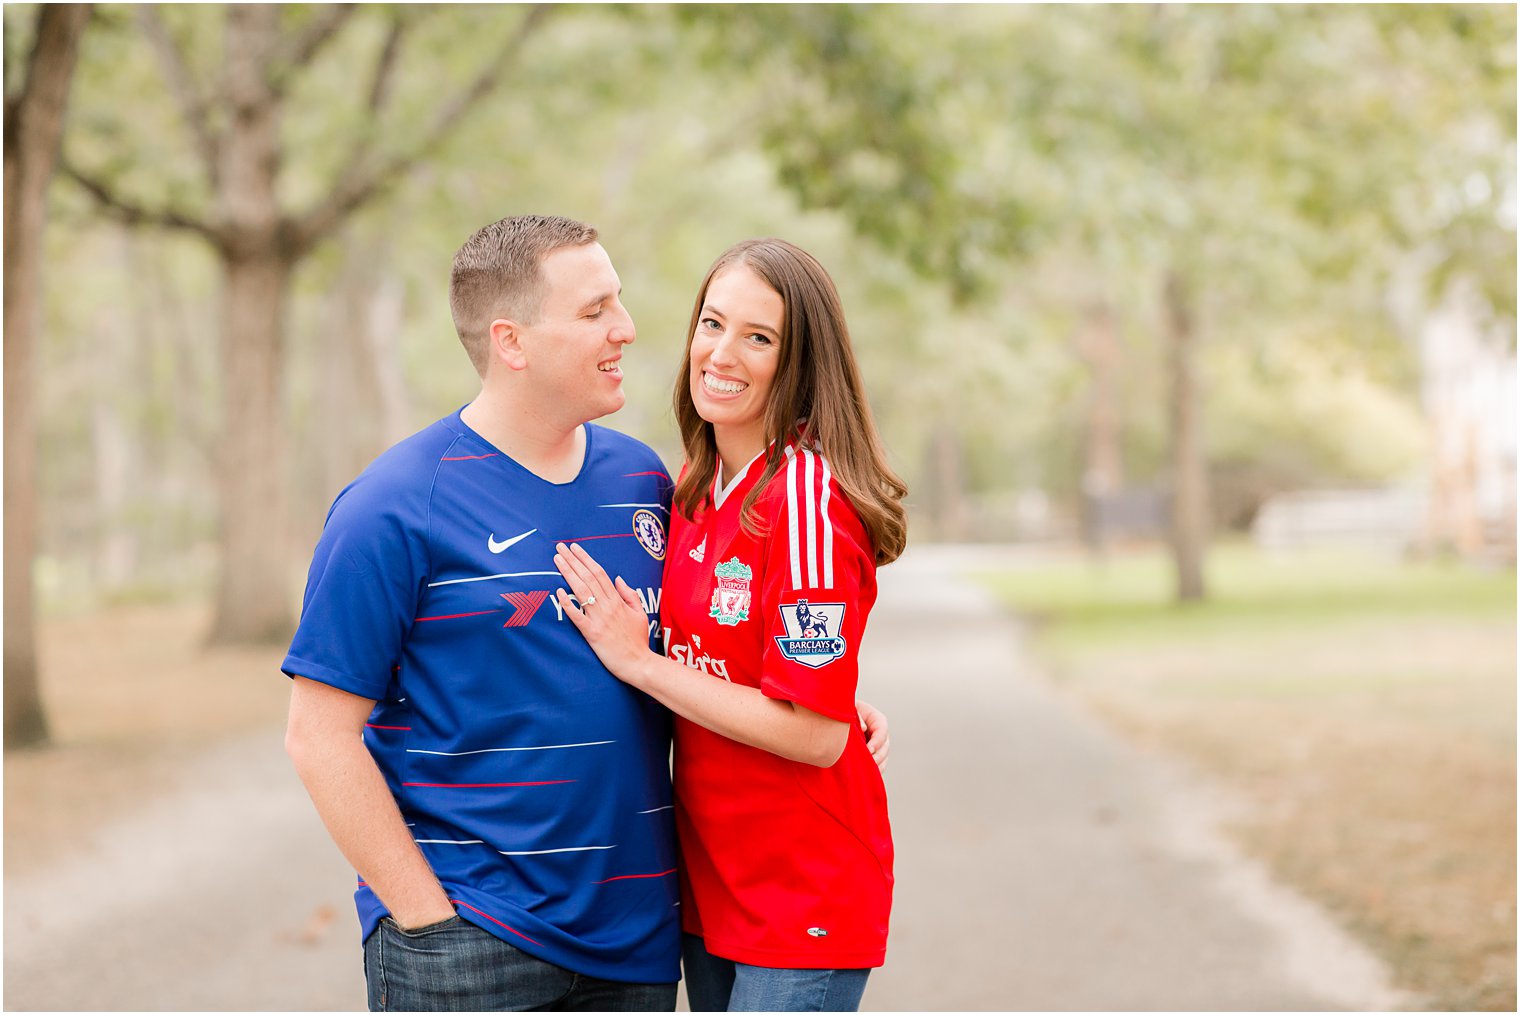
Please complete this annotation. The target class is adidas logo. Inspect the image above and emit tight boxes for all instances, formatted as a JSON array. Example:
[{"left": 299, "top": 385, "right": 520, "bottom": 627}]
[{"left": 690, "top": 536, "right": 706, "bottom": 563}]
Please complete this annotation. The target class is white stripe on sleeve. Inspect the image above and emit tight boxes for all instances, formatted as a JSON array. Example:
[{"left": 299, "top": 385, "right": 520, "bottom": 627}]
[
  {"left": 804, "top": 450, "right": 819, "bottom": 588},
  {"left": 785, "top": 446, "right": 802, "bottom": 588}
]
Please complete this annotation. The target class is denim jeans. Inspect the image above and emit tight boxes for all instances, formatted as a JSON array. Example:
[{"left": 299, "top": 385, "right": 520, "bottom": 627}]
[
  {"left": 363, "top": 915, "right": 677, "bottom": 1012},
  {"left": 681, "top": 934, "right": 871, "bottom": 1012}
]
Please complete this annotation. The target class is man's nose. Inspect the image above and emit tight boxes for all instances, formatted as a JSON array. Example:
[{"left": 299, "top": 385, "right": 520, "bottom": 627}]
[{"left": 610, "top": 305, "right": 636, "bottom": 344}]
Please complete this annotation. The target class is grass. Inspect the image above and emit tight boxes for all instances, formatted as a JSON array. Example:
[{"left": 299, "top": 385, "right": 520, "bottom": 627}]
[
  {"left": 975, "top": 542, "right": 1517, "bottom": 1012},
  {"left": 989, "top": 543, "right": 1515, "bottom": 646}
]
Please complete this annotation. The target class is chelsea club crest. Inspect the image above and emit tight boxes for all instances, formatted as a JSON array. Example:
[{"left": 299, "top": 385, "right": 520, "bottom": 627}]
[
  {"left": 632, "top": 509, "right": 666, "bottom": 560},
  {"left": 709, "top": 557, "right": 753, "bottom": 626}
]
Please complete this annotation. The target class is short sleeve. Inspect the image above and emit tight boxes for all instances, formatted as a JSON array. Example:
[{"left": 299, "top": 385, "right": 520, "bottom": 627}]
[
  {"left": 757, "top": 449, "right": 873, "bottom": 724},
  {"left": 280, "top": 474, "right": 427, "bottom": 702}
]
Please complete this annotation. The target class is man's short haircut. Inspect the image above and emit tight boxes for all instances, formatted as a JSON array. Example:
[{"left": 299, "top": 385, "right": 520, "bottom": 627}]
[{"left": 449, "top": 214, "right": 599, "bottom": 374}]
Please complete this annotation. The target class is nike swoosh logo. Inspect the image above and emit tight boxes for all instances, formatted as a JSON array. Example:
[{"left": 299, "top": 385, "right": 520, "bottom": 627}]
[{"left": 488, "top": 529, "right": 537, "bottom": 554}]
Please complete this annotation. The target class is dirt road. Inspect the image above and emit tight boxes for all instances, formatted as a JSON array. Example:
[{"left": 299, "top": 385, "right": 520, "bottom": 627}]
[{"left": 3, "top": 546, "right": 1403, "bottom": 1011}]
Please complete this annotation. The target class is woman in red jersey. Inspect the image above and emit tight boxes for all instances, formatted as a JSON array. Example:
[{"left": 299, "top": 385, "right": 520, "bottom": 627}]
[{"left": 553, "top": 238, "right": 908, "bottom": 1012}]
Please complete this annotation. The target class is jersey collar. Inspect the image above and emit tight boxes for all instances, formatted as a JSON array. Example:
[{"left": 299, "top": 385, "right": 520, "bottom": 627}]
[
  {"left": 712, "top": 448, "right": 769, "bottom": 510},
  {"left": 709, "top": 424, "right": 811, "bottom": 511}
]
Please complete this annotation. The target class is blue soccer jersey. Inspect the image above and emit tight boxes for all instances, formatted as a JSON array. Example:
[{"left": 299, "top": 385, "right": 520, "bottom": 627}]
[{"left": 282, "top": 410, "right": 679, "bottom": 983}]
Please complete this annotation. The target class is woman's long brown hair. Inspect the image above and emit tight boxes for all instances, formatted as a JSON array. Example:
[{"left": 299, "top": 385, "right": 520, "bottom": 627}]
[{"left": 672, "top": 239, "right": 908, "bottom": 566}]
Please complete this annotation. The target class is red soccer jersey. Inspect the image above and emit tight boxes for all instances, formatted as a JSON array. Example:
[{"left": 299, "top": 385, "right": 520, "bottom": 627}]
[{"left": 661, "top": 443, "right": 893, "bottom": 969}]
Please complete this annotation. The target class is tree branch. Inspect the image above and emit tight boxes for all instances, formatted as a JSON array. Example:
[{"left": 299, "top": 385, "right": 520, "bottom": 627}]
[
  {"left": 269, "top": 3, "right": 357, "bottom": 94},
  {"left": 366, "top": 14, "right": 406, "bottom": 114},
  {"left": 135, "top": 5, "right": 219, "bottom": 184},
  {"left": 286, "top": 4, "right": 555, "bottom": 255},
  {"left": 60, "top": 159, "right": 219, "bottom": 243}
]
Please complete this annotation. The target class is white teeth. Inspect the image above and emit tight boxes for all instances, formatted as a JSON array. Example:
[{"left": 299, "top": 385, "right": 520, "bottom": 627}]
[
  {"left": 598, "top": 363, "right": 619, "bottom": 372},
  {"left": 703, "top": 372, "right": 747, "bottom": 394}
]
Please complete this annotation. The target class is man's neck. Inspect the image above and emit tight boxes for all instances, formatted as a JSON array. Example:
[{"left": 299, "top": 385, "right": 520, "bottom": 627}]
[{"left": 461, "top": 389, "right": 587, "bottom": 485}]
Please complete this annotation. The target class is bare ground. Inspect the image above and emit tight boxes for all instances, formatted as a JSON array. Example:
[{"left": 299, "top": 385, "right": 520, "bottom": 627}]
[
  {"left": 1051, "top": 618, "right": 1517, "bottom": 1011},
  {"left": 5, "top": 604, "right": 292, "bottom": 878}
]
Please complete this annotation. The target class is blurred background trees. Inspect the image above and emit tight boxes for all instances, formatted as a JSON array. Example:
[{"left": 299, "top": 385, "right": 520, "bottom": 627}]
[{"left": 5, "top": 4, "right": 1514, "bottom": 728}]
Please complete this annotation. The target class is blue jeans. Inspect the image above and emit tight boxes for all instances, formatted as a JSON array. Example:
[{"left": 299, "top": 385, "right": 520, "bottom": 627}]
[
  {"left": 364, "top": 915, "right": 677, "bottom": 1012},
  {"left": 681, "top": 934, "right": 871, "bottom": 1012}
]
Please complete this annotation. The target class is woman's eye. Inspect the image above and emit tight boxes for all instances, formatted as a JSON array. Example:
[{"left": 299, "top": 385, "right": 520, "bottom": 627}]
[
  {"left": 701, "top": 318, "right": 720, "bottom": 331},
  {"left": 750, "top": 333, "right": 772, "bottom": 346}
]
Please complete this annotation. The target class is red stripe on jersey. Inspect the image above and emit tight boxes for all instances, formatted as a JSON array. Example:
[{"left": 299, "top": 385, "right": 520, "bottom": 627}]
[
  {"left": 441, "top": 454, "right": 498, "bottom": 461},
  {"left": 592, "top": 867, "right": 677, "bottom": 885},
  {"left": 414, "top": 610, "right": 500, "bottom": 621},
  {"left": 622, "top": 471, "right": 666, "bottom": 477},
  {"left": 365, "top": 723, "right": 412, "bottom": 731},
  {"left": 558, "top": 533, "right": 633, "bottom": 542},
  {"left": 402, "top": 780, "right": 576, "bottom": 788},
  {"left": 451, "top": 899, "right": 543, "bottom": 946}
]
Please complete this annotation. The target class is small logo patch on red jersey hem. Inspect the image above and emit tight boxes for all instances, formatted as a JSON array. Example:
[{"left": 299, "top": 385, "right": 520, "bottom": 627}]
[
  {"left": 710, "top": 557, "right": 753, "bottom": 626},
  {"left": 632, "top": 509, "right": 666, "bottom": 560},
  {"left": 774, "top": 600, "right": 847, "bottom": 668}
]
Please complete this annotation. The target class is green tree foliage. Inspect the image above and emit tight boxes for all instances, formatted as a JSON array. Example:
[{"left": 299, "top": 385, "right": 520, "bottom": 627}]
[
  {"left": 29, "top": 4, "right": 1514, "bottom": 621},
  {"left": 711, "top": 5, "right": 1514, "bottom": 595},
  {"left": 60, "top": 4, "right": 559, "bottom": 643}
]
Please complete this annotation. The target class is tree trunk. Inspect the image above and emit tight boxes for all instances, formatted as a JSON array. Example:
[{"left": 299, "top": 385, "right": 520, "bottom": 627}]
[
  {"left": 1414, "top": 278, "right": 1493, "bottom": 559},
  {"left": 1163, "top": 269, "right": 1209, "bottom": 602},
  {"left": 365, "top": 272, "right": 413, "bottom": 451},
  {"left": 93, "top": 296, "right": 138, "bottom": 591},
  {"left": 924, "top": 423, "right": 970, "bottom": 541},
  {"left": 1077, "top": 301, "right": 1124, "bottom": 557},
  {"left": 206, "top": 5, "right": 294, "bottom": 644},
  {"left": 207, "top": 250, "right": 296, "bottom": 644},
  {"left": 317, "top": 261, "right": 364, "bottom": 510},
  {"left": 4, "top": 5, "right": 91, "bottom": 749},
  {"left": 314, "top": 233, "right": 412, "bottom": 513}
]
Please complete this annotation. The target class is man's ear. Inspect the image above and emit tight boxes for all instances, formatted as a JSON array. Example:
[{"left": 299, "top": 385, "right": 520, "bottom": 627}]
[{"left": 488, "top": 317, "right": 529, "bottom": 371}]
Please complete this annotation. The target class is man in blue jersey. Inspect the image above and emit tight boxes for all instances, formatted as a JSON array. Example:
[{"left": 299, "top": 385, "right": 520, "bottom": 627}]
[{"left": 283, "top": 215, "right": 683, "bottom": 1011}]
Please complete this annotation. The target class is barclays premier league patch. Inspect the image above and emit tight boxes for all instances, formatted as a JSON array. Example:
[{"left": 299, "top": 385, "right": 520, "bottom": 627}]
[
  {"left": 632, "top": 509, "right": 666, "bottom": 560},
  {"left": 774, "top": 600, "right": 847, "bottom": 668}
]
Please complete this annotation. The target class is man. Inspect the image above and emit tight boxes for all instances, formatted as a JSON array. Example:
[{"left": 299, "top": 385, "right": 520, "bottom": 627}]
[
  {"left": 283, "top": 215, "right": 886, "bottom": 1012},
  {"left": 284, "top": 215, "right": 679, "bottom": 1011}
]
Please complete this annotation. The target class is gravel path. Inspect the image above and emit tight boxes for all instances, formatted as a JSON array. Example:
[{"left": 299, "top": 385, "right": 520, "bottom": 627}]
[{"left": 4, "top": 546, "right": 1403, "bottom": 1011}]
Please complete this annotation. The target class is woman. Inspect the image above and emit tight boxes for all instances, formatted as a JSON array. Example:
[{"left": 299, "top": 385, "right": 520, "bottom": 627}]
[{"left": 553, "top": 238, "right": 908, "bottom": 1012}]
